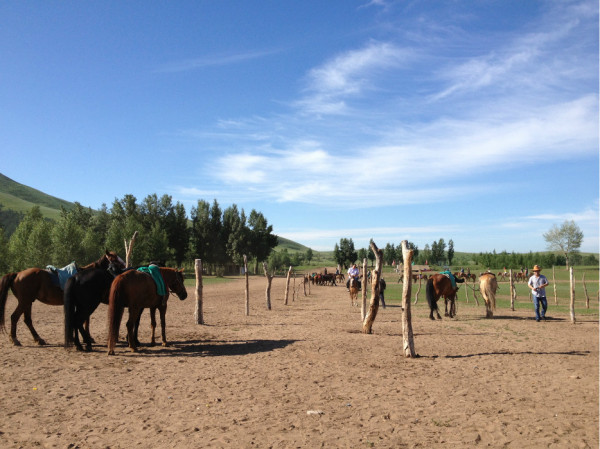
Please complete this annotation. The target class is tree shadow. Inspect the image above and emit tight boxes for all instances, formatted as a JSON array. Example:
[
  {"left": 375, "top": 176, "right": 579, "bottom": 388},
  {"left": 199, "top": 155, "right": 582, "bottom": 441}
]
[
  {"left": 440, "top": 349, "right": 591, "bottom": 359},
  {"left": 136, "top": 338, "right": 299, "bottom": 358}
]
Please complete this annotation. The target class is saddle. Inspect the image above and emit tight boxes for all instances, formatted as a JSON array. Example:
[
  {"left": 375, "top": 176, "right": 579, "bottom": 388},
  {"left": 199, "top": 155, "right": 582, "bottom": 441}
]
[
  {"left": 137, "top": 265, "right": 166, "bottom": 296},
  {"left": 439, "top": 270, "right": 464, "bottom": 289},
  {"left": 46, "top": 261, "right": 78, "bottom": 290}
]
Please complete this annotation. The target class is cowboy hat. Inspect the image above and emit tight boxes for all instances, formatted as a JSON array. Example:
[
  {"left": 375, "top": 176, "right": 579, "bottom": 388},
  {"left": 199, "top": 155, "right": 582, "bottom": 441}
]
[{"left": 532, "top": 265, "right": 542, "bottom": 272}]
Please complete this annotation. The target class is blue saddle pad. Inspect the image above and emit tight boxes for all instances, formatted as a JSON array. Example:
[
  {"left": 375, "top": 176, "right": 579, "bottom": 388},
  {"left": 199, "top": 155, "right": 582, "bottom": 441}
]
[{"left": 46, "top": 261, "right": 78, "bottom": 290}]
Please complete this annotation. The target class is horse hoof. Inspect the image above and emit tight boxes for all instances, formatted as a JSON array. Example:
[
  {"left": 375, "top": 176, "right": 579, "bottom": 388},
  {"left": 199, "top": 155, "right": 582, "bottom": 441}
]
[
  {"left": 85, "top": 346, "right": 93, "bottom": 352},
  {"left": 107, "top": 350, "right": 115, "bottom": 356},
  {"left": 162, "top": 342, "right": 169, "bottom": 347},
  {"left": 11, "top": 339, "right": 21, "bottom": 346},
  {"left": 36, "top": 339, "right": 47, "bottom": 346}
]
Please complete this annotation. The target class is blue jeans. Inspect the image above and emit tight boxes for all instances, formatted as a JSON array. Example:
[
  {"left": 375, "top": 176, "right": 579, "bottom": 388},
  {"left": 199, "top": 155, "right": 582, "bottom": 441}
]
[{"left": 533, "top": 295, "right": 547, "bottom": 320}]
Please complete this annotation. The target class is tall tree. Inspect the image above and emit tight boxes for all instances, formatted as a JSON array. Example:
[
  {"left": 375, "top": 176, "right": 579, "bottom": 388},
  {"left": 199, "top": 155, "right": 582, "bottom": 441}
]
[
  {"left": 248, "top": 210, "right": 278, "bottom": 273},
  {"left": 543, "top": 220, "right": 584, "bottom": 270},
  {"left": 337, "top": 238, "right": 357, "bottom": 269},
  {"left": 447, "top": 239, "right": 455, "bottom": 266},
  {"left": 190, "top": 199, "right": 211, "bottom": 263},
  {"left": 51, "top": 207, "right": 86, "bottom": 266},
  {"left": 8, "top": 206, "right": 53, "bottom": 270}
]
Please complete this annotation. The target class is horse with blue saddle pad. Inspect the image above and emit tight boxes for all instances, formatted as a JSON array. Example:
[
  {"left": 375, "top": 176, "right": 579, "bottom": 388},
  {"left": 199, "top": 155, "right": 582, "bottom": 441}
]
[{"left": 0, "top": 250, "right": 124, "bottom": 346}]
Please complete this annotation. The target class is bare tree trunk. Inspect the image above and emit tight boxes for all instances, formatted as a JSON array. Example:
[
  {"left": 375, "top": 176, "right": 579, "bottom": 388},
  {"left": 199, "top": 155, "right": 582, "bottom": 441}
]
[
  {"left": 292, "top": 271, "right": 296, "bottom": 302},
  {"left": 552, "top": 266, "right": 558, "bottom": 305},
  {"left": 362, "top": 242, "right": 382, "bottom": 334},
  {"left": 262, "top": 262, "right": 273, "bottom": 310},
  {"left": 569, "top": 267, "right": 576, "bottom": 324},
  {"left": 401, "top": 240, "right": 416, "bottom": 357},
  {"left": 284, "top": 266, "right": 293, "bottom": 306},
  {"left": 412, "top": 274, "right": 422, "bottom": 305},
  {"left": 303, "top": 275, "right": 307, "bottom": 296},
  {"left": 194, "top": 259, "right": 204, "bottom": 325},
  {"left": 582, "top": 273, "right": 589, "bottom": 309},
  {"left": 124, "top": 230, "right": 138, "bottom": 268},
  {"left": 361, "top": 258, "right": 368, "bottom": 321},
  {"left": 509, "top": 269, "right": 515, "bottom": 311},
  {"left": 244, "top": 255, "right": 249, "bottom": 316}
]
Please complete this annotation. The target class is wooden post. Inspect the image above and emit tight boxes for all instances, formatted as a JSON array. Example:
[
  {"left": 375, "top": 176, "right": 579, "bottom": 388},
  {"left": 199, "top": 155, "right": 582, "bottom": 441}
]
[
  {"left": 414, "top": 275, "right": 421, "bottom": 305},
  {"left": 361, "top": 258, "right": 367, "bottom": 321},
  {"left": 509, "top": 269, "right": 515, "bottom": 311},
  {"left": 194, "top": 259, "right": 204, "bottom": 324},
  {"left": 243, "top": 255, "right": 250, "bottom": 316},
  {"left": 582, "top": 273, "right": 589, "bottom": 309},
  {"left": 552, "top": 266, "right": 558, "bottom": 305},
  {"left": 262, "top": 261, "right": 273, "bottom": 310},
  {"left": 124, "top": 230, "right": 138, "bottom": 268},
  {"left": 284, "top": 266, "right": 293, "bottom": 305},
  {"left": 292, "top": 271, "right": 296, "bottom": 302},
  {"left": 303, "top": 275, "right": 307, "bottom": 296},
  {"left": 464, "top": 277, "right": 469, "bottom": 303},
  {"left": 569, "top": 266, "right": 576, "bottom": 324},
  {"left": 362, "top": 242, "right": 382, "bottom": 334},
  {"left": 401, "top": 240, "right": 416, "bottom": 357}
]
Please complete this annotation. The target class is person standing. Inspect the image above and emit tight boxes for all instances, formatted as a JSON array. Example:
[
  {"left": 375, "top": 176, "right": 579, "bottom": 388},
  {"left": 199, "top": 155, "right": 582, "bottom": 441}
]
[
  {"left": 528, "top": 265, "right": 549, "bottom": 322},
  {"left": 379, "top": 277, "right": 387, "bottom": 309}
]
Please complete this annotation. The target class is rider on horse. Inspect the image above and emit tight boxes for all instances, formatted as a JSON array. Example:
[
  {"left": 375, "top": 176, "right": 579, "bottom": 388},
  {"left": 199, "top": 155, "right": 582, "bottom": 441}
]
[{"left": 346, "top": 263, "right": 361, "bottom": 291}]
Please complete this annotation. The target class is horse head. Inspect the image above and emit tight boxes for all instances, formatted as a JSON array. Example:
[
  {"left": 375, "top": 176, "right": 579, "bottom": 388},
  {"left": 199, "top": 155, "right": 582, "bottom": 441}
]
[
  {"left": 165, "top": 268, "right": 187, "bottom": 301},
  {"left": 104, "top": 250, "right": 126, "bottom": 270}
]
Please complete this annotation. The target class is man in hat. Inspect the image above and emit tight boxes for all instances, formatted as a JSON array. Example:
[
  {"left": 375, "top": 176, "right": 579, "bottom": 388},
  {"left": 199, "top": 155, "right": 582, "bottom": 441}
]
[{"left": 528, "top": 265, "right": 549, "bottom": 322}]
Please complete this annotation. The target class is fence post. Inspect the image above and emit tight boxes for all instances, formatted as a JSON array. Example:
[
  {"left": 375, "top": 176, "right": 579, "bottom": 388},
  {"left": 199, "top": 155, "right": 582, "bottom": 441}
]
[{"left": 194, "top": 259, "right": 204, "bottom": 324}]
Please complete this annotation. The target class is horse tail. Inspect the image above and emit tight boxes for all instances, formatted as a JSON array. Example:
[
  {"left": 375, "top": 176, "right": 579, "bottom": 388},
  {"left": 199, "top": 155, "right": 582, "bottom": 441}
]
[
  {"left": 425, "top": 277, "right": 436, "bottom": 312},
  {"left": 63, "top": 276, "right": 76, "bottom": 348},
  {"left": 486, "top": 276, "right": 498, "bottom": 311},
  {"left": 0, "top": 273, "right": 18, "bottom": 333},
  {"left": 106, "top": 277, "right": 125, "bottom": 355}
]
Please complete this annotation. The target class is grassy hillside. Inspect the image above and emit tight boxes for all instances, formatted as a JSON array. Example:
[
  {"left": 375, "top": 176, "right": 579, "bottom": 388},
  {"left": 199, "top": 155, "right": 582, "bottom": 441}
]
[
  {"left": 0, "top": 173, "right": 74, "bottom": 221},
  {"left": 275, "top": 236, "right": 311, "bottom": 253}
]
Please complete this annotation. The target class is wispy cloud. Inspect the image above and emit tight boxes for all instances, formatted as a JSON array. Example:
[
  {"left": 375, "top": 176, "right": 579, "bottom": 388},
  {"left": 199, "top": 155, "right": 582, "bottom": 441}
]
[{"left": 156, "top": 49, "right": 278, "bottom": 73}]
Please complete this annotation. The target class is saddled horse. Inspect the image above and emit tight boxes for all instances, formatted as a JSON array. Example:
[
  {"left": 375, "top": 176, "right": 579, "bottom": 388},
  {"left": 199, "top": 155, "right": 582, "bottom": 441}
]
[
  {"left": 479, "top": 273, "right": 498, "bottom": 318},
  {"left": 64, "top": 261, "right": 126, "bottom": 351},
  {"left": 0, "top": 250, "right": 123, "bottom": 346},
  {"left": 107, "top": 267, "right": 187, "bottom": 355},
  {"left": 425, "top": 273, "right": 464, "bottom": 320},
  {"left": 348, "top": 277, "right": 359, "bottom": 307}
]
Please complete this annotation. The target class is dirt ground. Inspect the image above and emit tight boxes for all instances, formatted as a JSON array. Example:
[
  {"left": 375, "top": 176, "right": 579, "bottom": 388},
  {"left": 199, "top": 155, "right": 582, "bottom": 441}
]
[{"left": 0, "top": 274, "right": 598, "bottom": 448}]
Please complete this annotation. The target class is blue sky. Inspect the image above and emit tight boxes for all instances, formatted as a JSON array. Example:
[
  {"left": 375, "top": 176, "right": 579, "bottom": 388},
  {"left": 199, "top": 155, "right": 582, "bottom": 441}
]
[{"left": 1, "top": 0, "right": 598, "bottom": 254}]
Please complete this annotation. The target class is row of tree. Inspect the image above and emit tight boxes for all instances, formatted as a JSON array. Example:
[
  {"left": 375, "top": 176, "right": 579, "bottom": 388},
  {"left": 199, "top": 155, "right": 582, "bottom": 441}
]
[
  {"left": 332, "top": 220, "right": 594, "bottom": 271},
  {"left": 0, "top": 194, "right": 279, "bottom": 275}
]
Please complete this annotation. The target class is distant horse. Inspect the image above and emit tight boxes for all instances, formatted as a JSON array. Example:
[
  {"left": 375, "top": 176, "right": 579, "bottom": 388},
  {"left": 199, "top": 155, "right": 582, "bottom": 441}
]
[
  {"left": 64, "top": 262, "right": 126, "bottom": 351},
  {"left": 456, "top": 272, "right": 477, "bottom": 282},
  {"left": 479, "top": 273, "right": 498, "bottom": 318},
  {"left": 335, "top": 273, "right": 345, "bottom": 283},
  {"left": 0, "top": 250, "right": 122, "bottom": 346},
  {"left": 107, "top": 267, "right": 187, "bottom": 355},
  {"left": 425, "top": 274, "right": 463, "bottom": 320},
  {"left": 349, "top": 277, "right": 359, "bottom": 307}
]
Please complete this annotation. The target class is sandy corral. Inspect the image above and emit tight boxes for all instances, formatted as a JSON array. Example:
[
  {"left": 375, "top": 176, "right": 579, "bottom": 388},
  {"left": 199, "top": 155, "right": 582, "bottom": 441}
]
[{"left": 0, "top": 274, "right": 598, "bottom": 448}]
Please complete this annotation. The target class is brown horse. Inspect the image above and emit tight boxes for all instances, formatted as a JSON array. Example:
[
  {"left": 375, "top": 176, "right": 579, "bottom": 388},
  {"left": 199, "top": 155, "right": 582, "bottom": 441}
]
[
  {"left": 425, "top": 273, "right": 463, "bottom": 320},
  {"left": 479, "top": 273, "right": 498, "bottom": 318},
  {"left": 349, "top": 277, "right": 359, "bottom": 307},
  {"left": 107, "top": 267, "right": 187, "bottom": 355},
  {"left": 0, "top": 250, "right": 123, "bottom": 346}
]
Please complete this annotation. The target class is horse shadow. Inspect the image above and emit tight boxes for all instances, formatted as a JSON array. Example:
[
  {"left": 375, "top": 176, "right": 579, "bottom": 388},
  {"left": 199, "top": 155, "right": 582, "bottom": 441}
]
[{"left": 137, "top": 338, "right": 299, "bottom": 358}]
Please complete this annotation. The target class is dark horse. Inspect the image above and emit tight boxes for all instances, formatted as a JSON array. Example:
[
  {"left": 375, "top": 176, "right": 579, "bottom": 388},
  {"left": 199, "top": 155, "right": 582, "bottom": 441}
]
[
  {"left": 107, "top": 267, "right": 187, "bottom": 355},
  {"left": 425, "top": 273, "right": 464, "bottom": 320},
  {"left": 0, "top": 250, "right": 123, "bottom": 346},
  {"left": 64, "top": 261, "right": 126, "bottom": 351}
]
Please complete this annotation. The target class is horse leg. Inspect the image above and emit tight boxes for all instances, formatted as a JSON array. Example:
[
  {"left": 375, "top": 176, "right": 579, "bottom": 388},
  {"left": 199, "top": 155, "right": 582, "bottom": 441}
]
[
  {"left": 9, "top": 303, "right": 24, "bottom": 346},
  {"left": 18, "top": 302, "right": 46, "bottom": 345},
  {"left": 149, "top": 307, "right": 157, "bottom": 346},
  {"left": 159, "top": 305, "right": 168, "bottom": 347},
  {"left": 126, "top": 308, "right": 142, "bottom": 352},
  {"left": 83, "top": 319, "right": 96, "bottom": 344}
]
